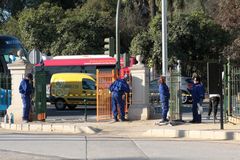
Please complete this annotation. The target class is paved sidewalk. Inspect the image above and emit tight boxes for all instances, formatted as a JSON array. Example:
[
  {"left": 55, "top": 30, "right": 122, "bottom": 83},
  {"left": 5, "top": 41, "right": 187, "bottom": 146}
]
[{"left": 1, "top": 118, "right": 240, "bottom": 141}]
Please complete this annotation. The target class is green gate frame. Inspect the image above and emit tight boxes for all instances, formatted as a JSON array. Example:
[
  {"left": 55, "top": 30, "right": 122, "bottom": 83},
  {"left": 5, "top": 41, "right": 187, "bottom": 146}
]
[{"left": 34, "top": 70, "right": 47, "bottom": 121}]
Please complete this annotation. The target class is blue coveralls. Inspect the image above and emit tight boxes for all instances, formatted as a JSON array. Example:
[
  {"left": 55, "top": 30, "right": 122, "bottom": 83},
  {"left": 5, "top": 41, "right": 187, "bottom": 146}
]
[
  {"left": 159, "top": 83, "right": 170, "bottom": 121},
  {"left": 109, "top": 79, "right": 130, "bottom": 121},
  {"left": 189, "top": 83, "right": 205, "bottom": 123},
  {"left": 19, "top": 79, "right": 32, "bottom": 121}
]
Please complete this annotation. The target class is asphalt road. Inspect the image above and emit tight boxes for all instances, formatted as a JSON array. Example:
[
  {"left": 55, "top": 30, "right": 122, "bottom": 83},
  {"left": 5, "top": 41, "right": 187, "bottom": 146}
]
[
  {"left": 0, "top": 133, "right": 239, "bottom": 160},
  {"left": 46, "top": 104, "right": 97, "bottom": 122},
  {"left": 45, "top": 103, "right": 212, "bottom": 122},
  {"left": 0, "top": 102, "right": 218, "bottom": 123}
]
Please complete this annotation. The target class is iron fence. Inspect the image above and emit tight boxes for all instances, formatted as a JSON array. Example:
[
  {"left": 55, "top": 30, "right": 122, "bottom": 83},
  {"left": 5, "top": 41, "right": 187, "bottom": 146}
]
[
  {"left": 149, "top": 68, "right": 182, "bottom": 121},
  {"left": 225, "top": 61, "right": 240, "bottom": 117}
]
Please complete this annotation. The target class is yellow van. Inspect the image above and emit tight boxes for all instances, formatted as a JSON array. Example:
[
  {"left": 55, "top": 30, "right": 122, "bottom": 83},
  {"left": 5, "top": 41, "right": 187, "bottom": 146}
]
[{"left": 50, "top": 73, "right": 96, "bottom": 110}]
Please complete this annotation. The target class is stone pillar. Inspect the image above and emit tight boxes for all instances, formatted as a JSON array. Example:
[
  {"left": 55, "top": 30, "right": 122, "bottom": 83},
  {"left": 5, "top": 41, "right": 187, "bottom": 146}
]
[
  {"left": 128, "top": 55, "right": 150, "bottom": 120},
  {"left": 6, "top": 59, "right": 33, "bottom": 123}
]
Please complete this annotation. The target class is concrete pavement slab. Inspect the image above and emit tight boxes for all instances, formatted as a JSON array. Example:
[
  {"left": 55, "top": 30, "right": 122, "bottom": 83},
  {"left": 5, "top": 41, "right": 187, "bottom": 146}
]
[{"left": 1, "top": 120, "right": 240, "bottom": 141}]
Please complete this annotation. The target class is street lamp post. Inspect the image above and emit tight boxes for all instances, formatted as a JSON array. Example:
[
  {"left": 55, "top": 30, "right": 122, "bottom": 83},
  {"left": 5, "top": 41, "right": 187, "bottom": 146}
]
[
  {"left": 116, "top": 0, "right": 121, "bottom": 71},
  {"left": 162, "top": 0, "right": 168, "bottom": 76}
]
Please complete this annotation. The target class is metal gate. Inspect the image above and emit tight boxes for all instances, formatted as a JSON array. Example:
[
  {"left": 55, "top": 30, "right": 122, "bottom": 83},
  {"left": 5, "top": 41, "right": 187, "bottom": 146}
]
[
  {"left": 225, "top": 60, "right": 240, "bottom": 123},
  {"left": 96, "top": 69, "right": 132, "bottom": 121},
  {"left": 96, "top": 69, "right": 116, "bottom": 121}
]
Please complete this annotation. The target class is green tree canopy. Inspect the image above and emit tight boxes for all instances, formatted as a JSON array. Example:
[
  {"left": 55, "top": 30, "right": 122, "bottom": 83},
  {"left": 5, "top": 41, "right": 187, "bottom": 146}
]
[
  {"left": 214, "top": 0, "right": 240, "bottom": 60},
  {"left": 130, "top": 11, "right": 230, "bottom": 75},
  {"left": 17, "top": 3, "right": 64, "bottom": 53},
  {"left": 51, "top": 7, "right": 112, "bottom": 55}
]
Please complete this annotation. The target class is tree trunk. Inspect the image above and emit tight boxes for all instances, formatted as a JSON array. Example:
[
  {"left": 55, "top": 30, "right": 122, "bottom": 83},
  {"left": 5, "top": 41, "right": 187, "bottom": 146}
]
[{"left": 150, "top": 0, "right": 156, "bottom": 17}]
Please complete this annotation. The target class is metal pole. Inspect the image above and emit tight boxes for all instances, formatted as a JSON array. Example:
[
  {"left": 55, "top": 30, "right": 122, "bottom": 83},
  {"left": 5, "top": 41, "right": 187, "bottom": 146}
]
[
  {"left": 162, "top": 0, "right": 168, "bottom": 76},
  {"left": 220, "top": 95, "right": 224, "bottom": 129},
  {"left": 177, "top": 60, "right": 182, "bottom": 121},
  {"left": 116, "top": 0, "right": 121, "bottom": 71},
  {"left": 223, "top": 64, "right": 227, "bottom": 122},
  {"left": 84, "top": 99, "right": 87, "bottom": 122},
  {"left": 219, "top": 59, "right": 223, "bottom": 129},
  {"left": 227, "top": 57, "right": 231, "bottom": 116}
]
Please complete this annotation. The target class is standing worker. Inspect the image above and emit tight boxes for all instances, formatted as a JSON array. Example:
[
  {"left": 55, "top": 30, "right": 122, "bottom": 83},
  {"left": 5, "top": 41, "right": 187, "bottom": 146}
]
[
  {"left": 19, "top": 73, "right": 33, "bottom": 123},
  {"left": 207, "top": 94, "right": 220, "bottom": 120},
  {"left": 109, "top": 74, "right": 130, "bottom": 122},
  {"left": 158, "top": 76, "right": 170, "bottom": 123},
  {"left": 188, "top": 76, "right": 205, "bottom": 123}
]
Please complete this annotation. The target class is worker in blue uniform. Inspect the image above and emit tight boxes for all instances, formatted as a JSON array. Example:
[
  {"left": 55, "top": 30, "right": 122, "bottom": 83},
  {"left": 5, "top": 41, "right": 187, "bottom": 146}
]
[
  {"left": 109, "top": 74, "right": 130, "bottom": 122},
  {"left": 188, "top": 76, "right": 205, "bottom": 123},
  {"left": 19, "top": 73, "right": 33, "bottom": 123},
  {"left": 158, "top": 76, "right": 170, "bottom": 123}
]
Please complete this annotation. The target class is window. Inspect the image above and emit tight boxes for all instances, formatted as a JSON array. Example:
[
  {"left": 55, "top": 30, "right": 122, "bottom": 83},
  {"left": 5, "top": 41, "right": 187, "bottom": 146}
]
[
  {"left": 0, "top": 36, "right": 27, "bottom": 64},
  {"left": 82, "top": 79, "right": 96, "bottom": 90}
]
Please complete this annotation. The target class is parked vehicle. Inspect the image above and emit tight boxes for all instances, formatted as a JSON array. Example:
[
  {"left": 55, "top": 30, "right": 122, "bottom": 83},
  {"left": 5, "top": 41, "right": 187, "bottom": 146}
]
[
  {"left": 0, "top": 35, "right": 28, "bottom": 115},
  {"left": 180, "top": 77, "right": 193, "bottom": 103},
  {"left": 50, "top": 73, "right": 96, "bottom": 110},
  {"left": 149, "top": 77, "right": 193, "bottom": 104},
  {"left": 0, "top": 88, "right": 11, "bottom": 115},
  {"left": 181, "top": 90, "right": 192, "bottom": 104},
  {"left": 180, "top": 77, "right": 193, "bottom": 92}
]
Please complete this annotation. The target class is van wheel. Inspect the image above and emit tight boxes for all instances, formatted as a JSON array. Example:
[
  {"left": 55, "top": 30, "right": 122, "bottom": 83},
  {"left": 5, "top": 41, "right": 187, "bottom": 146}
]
[
  {"left": 55, "top": 99, "right": 66, "bottom": 110},
  {"left": 182, "top": 95, "right": 188, "bottom": 104},
  {"left": 68, "top": 105, "right": 77, "bottom": 110}
]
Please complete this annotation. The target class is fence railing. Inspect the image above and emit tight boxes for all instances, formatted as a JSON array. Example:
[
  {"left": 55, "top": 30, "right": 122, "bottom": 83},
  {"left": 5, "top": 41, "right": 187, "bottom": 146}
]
[{"left": 225, "top": 61, "right": 240, "bottom": 118}]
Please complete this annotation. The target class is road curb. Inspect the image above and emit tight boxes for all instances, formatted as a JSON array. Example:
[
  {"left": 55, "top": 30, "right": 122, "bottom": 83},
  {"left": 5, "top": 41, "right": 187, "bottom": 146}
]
[
  {"left": 1, "top": 122, "right": 240, "bottom": 141},
  {"left": 234, "top": 132, "right": 240, "bottom": 140},
  {"left": 143, "top": 128, "right": 240, "bottom": 140},
  {"left": 0, "top": 122, "right": 97, "bottom": 134}
]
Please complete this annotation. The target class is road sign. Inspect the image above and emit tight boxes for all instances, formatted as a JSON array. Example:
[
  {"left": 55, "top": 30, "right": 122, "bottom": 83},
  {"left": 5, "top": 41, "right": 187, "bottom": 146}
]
[{"left": 29, "top": 49, "right": 42, "bottom": 65}]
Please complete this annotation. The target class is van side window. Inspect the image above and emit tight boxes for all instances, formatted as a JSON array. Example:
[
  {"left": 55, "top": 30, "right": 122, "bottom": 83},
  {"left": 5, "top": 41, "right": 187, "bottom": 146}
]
[{"left": 82, "top": 79, "right": 95, "bottom": 90}]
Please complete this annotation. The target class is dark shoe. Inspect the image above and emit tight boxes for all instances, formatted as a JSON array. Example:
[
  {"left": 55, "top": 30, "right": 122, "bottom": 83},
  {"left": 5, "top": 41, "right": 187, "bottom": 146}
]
[{"left": 189, "top": 120, "right": 196, "bottom": 123}]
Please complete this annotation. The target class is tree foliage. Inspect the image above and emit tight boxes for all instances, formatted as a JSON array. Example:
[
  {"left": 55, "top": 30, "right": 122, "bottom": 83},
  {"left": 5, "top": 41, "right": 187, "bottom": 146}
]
[
  {"left": 215, "top": 0, "right": 240, "bottom": 30},
  {"left": 0, "top": 0, "right": 237, "bottom": 67},
  {"left": 120, "top": 0, "right": 151, "bottom": 53},
  {"left": 129, "top": 31, "right": 153, "bottom": 57},
  {"left": 52, "top": 7, "right": 112, "bottom": 55},
  {"left": 1, "top": 1, "right": 113, "bottom": 56},
  {"left": 130, "top": 11, "right": 230, "bottom": 75},
  {"left": 214, "top": 0, "right": 240, "bottom": 60},
  {"left": 168, "top": 12, "right": 230, "bottom": 61},
  {"left": 17, "top": 3, "right": 64, "bottom": 53}
]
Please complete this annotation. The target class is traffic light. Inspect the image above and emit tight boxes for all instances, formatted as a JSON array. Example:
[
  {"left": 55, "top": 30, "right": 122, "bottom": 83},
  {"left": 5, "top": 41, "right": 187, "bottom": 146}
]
[{"left": 104, "top": 37, "right": 115, "bottom": 57}]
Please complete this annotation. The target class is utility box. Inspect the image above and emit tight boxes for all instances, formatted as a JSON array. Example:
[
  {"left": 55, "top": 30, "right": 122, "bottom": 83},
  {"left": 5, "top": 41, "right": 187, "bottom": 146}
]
[{"left": 34, "top": 71, "right": 47, "bottom": 121}]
